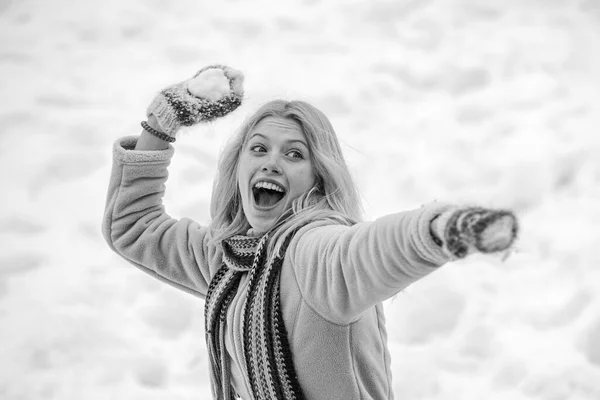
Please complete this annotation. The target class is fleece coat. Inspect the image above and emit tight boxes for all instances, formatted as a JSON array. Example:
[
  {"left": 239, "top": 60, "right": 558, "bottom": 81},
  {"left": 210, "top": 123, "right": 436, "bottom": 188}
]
[{"left": 102, "top": 136, "right": 453, "bottom": 400}]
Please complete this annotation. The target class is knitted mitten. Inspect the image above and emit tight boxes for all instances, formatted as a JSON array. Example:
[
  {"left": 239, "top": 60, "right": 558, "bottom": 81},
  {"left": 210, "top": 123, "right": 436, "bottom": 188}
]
[
  {"left": 430, "top": 207, "right": 519, "bottom": 259},
  {"left": 146, "top": 64, "right": 244, "bottom": 137}
]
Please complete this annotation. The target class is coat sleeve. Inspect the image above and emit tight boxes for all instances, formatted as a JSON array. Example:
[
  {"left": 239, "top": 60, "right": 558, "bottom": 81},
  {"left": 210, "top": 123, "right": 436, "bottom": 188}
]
[
  {"left": 101, "top": 136, "right": 221, "bottom": 298},
  {"left": 288, "top": 204, "right": 454, "bottom": 324}
]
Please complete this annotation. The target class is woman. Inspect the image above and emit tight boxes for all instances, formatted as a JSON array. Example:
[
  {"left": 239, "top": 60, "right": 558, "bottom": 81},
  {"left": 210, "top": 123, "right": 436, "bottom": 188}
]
[{"left": 102, "top": 65, "right": 518, "bottom": 399}]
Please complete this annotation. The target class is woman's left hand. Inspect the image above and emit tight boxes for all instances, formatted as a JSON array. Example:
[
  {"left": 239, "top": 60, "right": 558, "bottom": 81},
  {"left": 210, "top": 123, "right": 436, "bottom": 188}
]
[{"left": 431, "top": 207, "right": 519, "bottom": 259}]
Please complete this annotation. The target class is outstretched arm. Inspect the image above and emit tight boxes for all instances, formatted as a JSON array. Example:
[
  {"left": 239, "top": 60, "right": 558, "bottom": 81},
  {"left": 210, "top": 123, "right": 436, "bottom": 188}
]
[{"left": 290, "top": 203, "right": 518, "bottom": 324}]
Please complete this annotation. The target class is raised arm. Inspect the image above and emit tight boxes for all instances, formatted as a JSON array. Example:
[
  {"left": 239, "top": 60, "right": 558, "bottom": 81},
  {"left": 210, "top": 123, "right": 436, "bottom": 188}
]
[
  {"left": 135, "top": 115, "right": 170, "bottom": 151},
  {"left": 102, "top": 65, "right": 244, "bottom": 298}
]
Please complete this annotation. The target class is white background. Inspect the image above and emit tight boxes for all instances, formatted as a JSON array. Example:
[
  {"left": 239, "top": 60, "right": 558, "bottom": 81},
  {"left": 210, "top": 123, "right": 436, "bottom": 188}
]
[{"left": 1, "top": 0, "right": 600, "bottom": 399}]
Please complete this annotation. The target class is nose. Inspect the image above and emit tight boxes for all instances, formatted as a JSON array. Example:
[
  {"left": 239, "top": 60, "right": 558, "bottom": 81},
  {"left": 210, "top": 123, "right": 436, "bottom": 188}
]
[{"left": 261, "top": 154, "right": 281, "bottom": 174}]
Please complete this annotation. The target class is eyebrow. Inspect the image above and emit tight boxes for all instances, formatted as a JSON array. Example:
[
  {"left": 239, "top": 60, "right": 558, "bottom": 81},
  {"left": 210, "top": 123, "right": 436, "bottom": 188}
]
[{"left": 249, "top": 133, "right": 309, "bottom": 148}]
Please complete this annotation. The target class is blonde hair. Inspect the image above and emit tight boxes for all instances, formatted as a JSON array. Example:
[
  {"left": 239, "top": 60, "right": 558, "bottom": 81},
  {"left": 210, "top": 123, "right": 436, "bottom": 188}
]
[{"left": 210, "top": 99, "right": 363, "bottom": 257}]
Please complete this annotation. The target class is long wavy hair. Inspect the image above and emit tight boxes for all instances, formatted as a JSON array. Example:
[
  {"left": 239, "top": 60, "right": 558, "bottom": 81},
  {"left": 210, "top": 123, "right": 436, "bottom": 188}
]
[{"left": 210, "top": 99, "right": 363, "bottom": 258}]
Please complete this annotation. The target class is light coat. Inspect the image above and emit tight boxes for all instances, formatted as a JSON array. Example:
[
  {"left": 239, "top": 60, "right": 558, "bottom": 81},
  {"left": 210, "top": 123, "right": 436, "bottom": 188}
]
[{"left": 102, "top": 136, "right": 452, "bottom": 399}]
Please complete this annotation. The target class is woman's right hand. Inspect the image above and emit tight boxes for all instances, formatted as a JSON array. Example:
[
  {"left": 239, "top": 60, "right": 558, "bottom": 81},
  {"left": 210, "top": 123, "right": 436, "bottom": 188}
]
[{"left": 146, "top": 65, "right": 245, "bottom": 139}]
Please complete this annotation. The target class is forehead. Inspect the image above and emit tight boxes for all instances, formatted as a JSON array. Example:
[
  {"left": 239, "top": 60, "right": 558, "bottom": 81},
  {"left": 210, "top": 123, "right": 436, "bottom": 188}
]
[{"left": 249, "top": 116, "right": 306, "bottom": 142}]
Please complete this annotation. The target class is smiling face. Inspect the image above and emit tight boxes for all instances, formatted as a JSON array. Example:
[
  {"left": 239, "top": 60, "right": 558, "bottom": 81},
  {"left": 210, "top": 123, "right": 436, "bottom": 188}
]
[{"left": 237, "top": 116, "right": 317, "bottom": 234}]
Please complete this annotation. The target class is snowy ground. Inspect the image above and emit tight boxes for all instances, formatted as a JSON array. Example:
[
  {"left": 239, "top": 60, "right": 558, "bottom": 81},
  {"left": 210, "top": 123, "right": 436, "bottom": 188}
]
[{"left": 1, "top": 0, "right": 600, "bottom": 399}]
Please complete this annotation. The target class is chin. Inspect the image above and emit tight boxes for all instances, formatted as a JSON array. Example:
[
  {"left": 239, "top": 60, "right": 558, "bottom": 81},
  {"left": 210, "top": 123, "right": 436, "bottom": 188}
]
[{"left": 247, "top": 217, "right": 278, "bottom": 234}]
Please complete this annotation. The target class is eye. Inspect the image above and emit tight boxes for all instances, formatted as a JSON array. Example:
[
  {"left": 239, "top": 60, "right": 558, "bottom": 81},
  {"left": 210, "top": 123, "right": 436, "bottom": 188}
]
[
  {"left": 287, "top": 149, "right": 304, "bottom": 160},
  {"left": 250, "top": 144, "right": 266, "bottom": 153}
]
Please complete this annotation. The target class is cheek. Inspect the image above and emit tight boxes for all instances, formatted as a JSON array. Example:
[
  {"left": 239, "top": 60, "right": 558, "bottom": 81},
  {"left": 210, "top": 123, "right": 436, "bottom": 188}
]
[
  {"left": 237, "top": 156, "right": 252, "bottom": 186},
  {"left": 308, "top": 162, "right": 317, "bottom": 184},
  {"left": 299, "top": 165, "right": 317, "bottom": 190},
  {"left": 238, "top": 171, "right": 251, "bottom": 197}
]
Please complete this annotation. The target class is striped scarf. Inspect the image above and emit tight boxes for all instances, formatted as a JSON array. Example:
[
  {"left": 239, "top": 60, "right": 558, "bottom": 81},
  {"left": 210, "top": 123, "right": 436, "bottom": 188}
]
[{"left": 204, "top": 232, "right": 305, "bottom": 400}]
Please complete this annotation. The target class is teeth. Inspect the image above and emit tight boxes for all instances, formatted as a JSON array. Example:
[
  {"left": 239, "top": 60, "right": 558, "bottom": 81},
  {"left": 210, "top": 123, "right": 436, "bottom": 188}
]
[{"left": 254, "top": 181, "right": 284, "bottom": 193}]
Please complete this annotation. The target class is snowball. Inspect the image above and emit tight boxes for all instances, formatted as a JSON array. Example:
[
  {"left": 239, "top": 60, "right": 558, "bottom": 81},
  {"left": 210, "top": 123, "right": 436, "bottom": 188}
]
[{"left": 187, "top": 68, "right": 230, "bottom": 101}]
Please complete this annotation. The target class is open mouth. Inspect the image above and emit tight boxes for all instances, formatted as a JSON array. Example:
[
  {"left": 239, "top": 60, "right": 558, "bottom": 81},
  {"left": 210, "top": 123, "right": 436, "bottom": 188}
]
[{"left": 252, "top": 182, "right": 286, "bottom": 209}]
